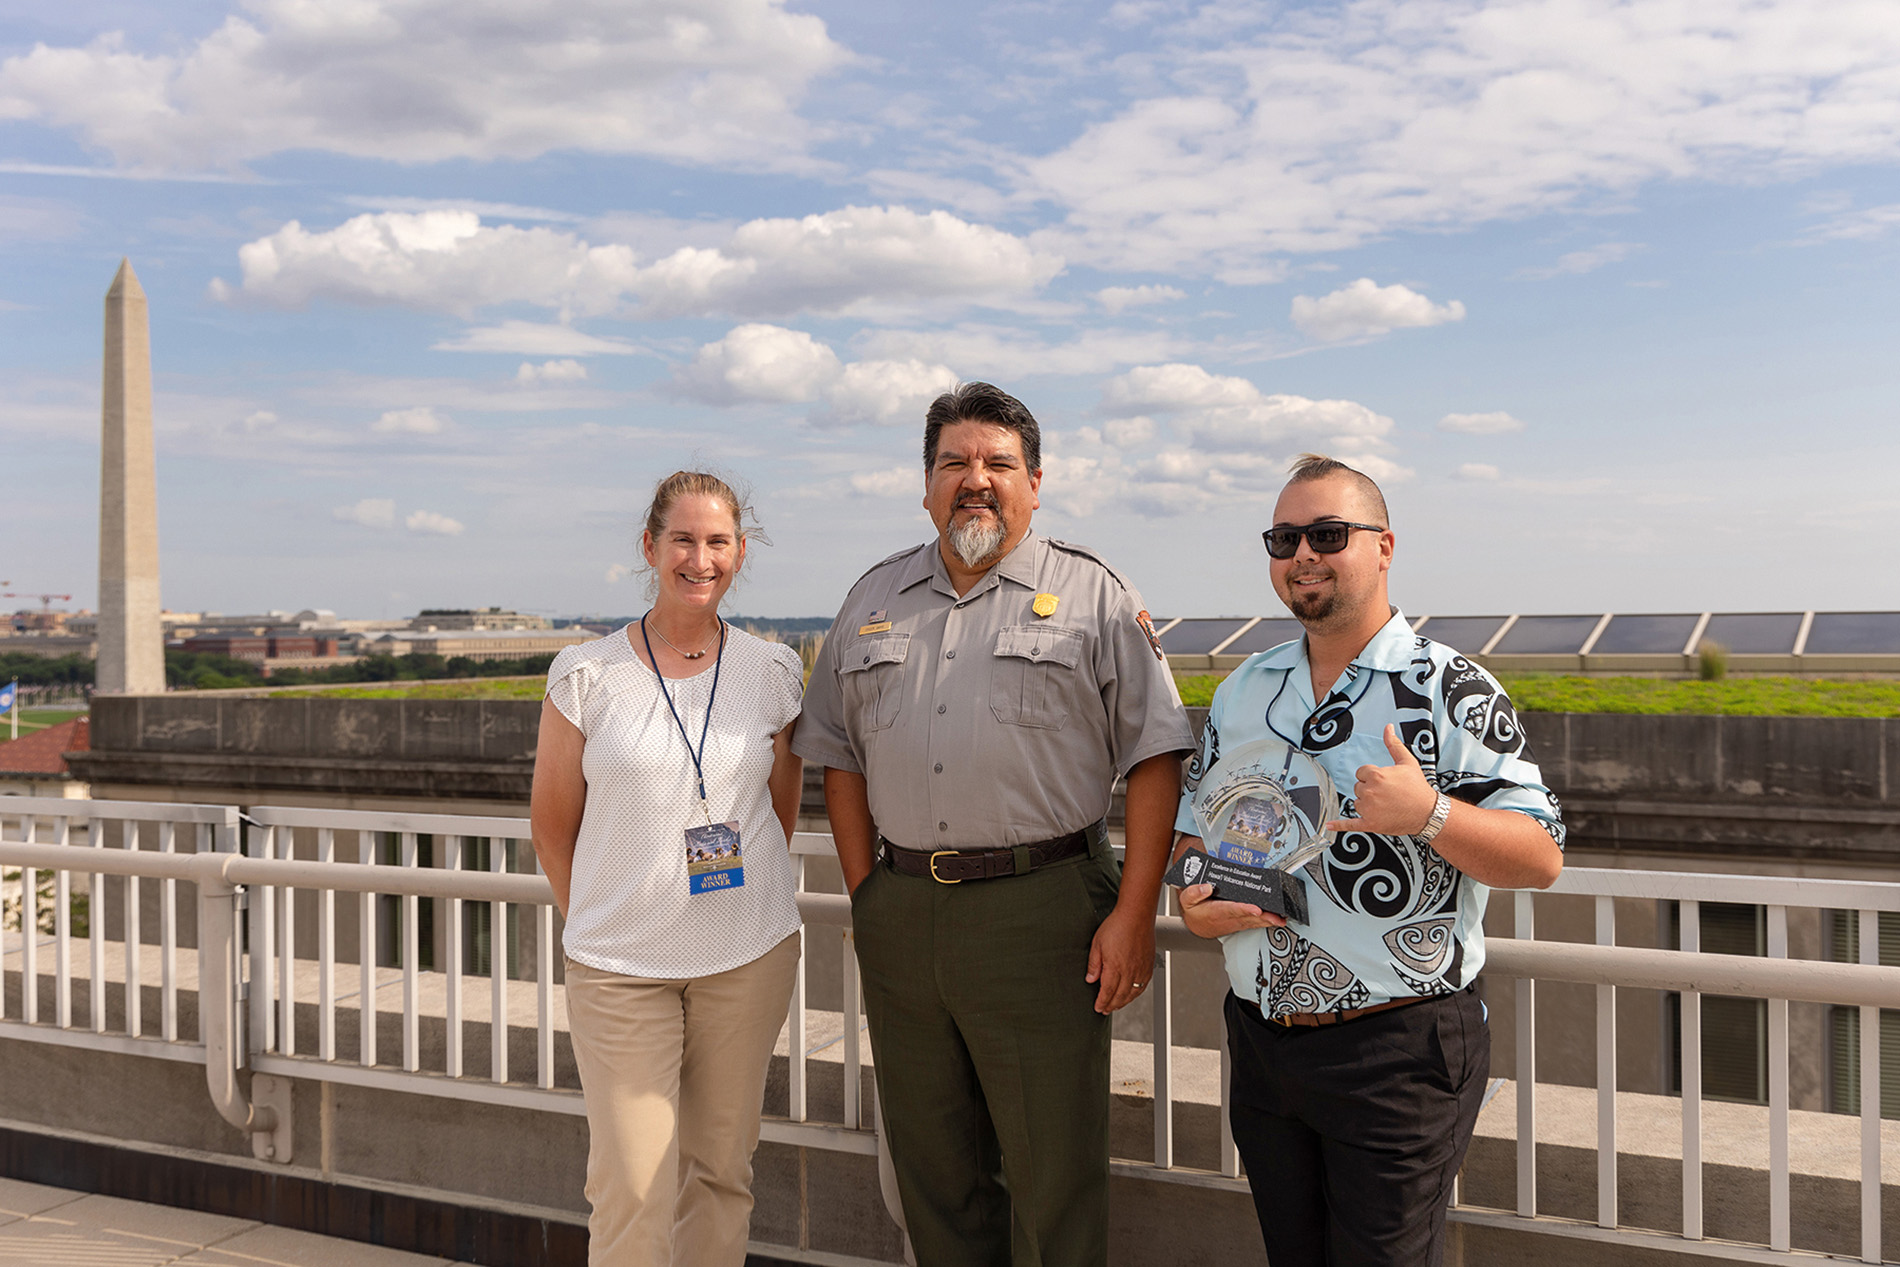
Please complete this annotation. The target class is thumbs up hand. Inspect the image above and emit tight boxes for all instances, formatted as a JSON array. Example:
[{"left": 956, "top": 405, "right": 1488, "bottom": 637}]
[{"left": 1322, "top": 724, "right": 1438, "bottom": 838}]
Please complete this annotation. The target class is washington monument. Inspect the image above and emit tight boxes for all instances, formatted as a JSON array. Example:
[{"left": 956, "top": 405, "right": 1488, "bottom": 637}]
[{"left": 98, "top": 259, "right": 164, "bottom": 695}]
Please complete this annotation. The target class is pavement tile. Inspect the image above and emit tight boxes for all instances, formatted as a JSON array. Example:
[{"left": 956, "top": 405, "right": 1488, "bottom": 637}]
[
  {"left": 46, "top": 1192, "right": 257, "bottom": 1248},
  {"left": 178, "top": 1223, "right": 452, "bottom": 1266},
  {"left": 0, "top": 1217, "right": 197, "bottom": 1266},
  {"left": 0, "top": 1177, "right": 84, "bottom": 1223}
]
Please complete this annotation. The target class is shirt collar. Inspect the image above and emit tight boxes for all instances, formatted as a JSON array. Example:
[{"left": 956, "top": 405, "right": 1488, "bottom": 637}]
[
  {"left": 1253, "top": 607, "right": 1416, "bottom": 673},
  {"left": 897, "top": 529, "right": 1041, "bottom": 596}
]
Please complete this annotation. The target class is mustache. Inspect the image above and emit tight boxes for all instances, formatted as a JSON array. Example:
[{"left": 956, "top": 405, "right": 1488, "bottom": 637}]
[{"left": 955, "top": 492, "right": 999, "bottom": 509}]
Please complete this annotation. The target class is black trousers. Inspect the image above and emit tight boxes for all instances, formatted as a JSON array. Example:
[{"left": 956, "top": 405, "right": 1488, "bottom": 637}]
[{"left": 1224, "top": 988, "right": 1488, "bottom": 1267}]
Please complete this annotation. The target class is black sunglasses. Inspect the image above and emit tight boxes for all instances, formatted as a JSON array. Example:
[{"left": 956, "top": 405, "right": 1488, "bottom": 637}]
[{"left": 1261, "top": 520, "right": 1386, "bottom": 559}]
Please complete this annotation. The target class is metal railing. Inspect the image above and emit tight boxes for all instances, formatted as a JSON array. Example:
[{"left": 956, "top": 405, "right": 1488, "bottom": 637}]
[{"left": 6, "top": 796, "right": 1900, "bottom": 1261}]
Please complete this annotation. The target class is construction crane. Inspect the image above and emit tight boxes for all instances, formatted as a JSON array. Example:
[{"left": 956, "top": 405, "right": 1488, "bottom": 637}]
[{"left": 2, "top": 591, "right": 74, "bottom": 611}]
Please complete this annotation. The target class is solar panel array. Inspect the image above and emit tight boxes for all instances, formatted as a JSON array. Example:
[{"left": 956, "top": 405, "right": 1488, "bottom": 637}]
[{"left": 1151, "top": 612, "right": 1900, "bottom": 657}]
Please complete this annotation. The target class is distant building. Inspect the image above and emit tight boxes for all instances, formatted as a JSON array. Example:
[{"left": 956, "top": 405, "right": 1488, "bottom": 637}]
[
  {"left": 408, "top": 607, "right": 551, "bottom": 632},
  {"left": 0, "top": 716, "right": 90, "bottom": 798},
  {"left": 178, "top": 634, "right": 341, "bottom": 661},
  {"left": 372, "top": 628, "right": 590, "bottom": 661}
]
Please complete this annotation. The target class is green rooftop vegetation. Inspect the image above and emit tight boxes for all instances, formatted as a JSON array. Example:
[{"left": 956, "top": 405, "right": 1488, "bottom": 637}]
[
  {"left": 268, "top": 678, "right": 546, "bottom": 701},
  {"left": 1174, "top": 673, "right": 1900, "bottom": 717}
]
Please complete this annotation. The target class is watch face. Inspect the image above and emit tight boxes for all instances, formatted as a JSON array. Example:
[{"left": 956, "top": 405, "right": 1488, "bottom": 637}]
[{"left": 1190, "top": 737, "right": 1338, "bottom": 875}]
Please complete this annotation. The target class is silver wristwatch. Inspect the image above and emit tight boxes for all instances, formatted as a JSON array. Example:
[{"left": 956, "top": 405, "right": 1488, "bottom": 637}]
[{"left": 1415, "top": 792, "right": 1452, "bottom": 846}]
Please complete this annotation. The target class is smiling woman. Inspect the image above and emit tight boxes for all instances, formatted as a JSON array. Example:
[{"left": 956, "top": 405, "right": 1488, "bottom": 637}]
[{"left": 529, "top": 469, "right": 806, "bottom": 1265}]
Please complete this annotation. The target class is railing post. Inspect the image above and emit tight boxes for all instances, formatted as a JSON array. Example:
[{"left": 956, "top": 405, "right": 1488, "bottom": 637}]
[
  {"left": 1767, "top": 905, "right": 1789, "bottom": 1252},
  {"left": 842, "top": 926, "right": 862, "bottom": 1131},
  {"left": 788, "top": 855, "right": 807, "bottom": 1123},
  {"left": 1595, "top": 895, "right": 1616, "bottom": 1230},
  {"left": 1679, "top": 899, "right": 1702, "bottom": 1241},
  {"left": 1152, "top": 950, "right": 1173, "bottom": 1168},
  {"left": 1515, "top": 889, "right": 1536, "bottom": 1218},
  {"left": 1860, "top": 908, "right": 1882, "bottom": 1265}
]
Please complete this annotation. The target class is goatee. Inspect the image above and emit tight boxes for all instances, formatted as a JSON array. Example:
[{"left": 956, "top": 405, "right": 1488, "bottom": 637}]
[{"left": 947, "top": 513, "right": 1009, "bottom": 569}]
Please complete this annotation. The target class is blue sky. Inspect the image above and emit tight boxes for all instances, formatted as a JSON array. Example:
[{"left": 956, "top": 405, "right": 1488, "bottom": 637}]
[{"left": 5, "top": 0, "right": 1898, "bottom": 622}]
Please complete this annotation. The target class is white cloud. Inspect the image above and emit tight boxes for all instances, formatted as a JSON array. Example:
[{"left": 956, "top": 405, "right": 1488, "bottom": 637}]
[
  {"left": 333, "top": 498, "right": 395, "bottom": 529},
  {"left": 605, "top": 563, "right": 633, "bottom": 584},
  {"left": 1095, "top": 284, "right": 1186, "bottom": 314},
  {"left": 1803, "top": 203, "right": 1900, "bottom": 243},
  {"left": 1516, "top": 242, "right": 1641, "bottom": 279},
  {"left": 341, "top": 196, "right": 583, "bottom": 224},
  {"left": 670, "top": 324, "right": 957, "bottom": 426},
  {"left": 432, "top": 321, "right": 641, "bottom": 358},
  {"left": 856, "top": 325, "right": 1200, "bottom": 380},
  {"left": 674, "top": 324, "right": 842, "bottom": 405},
  {"left": 1020, "top": 0, "right": 1900, "bottom": 274},
  {"left": 1290, "top": 279, "right": 1465, "bottom": 342},
  {"left": 1455, "top": 462, "right": 1502, "bottom": 481},
  {"left": 213, "top": 205, "right": 1061, "bottom": 319},
  {"left": 372, "top": 406, "right": 449, "bottom": 435},
  {"left": 1102, "top": 416, "right": 1156, "bottom": 447},
  {"left": 515, "top": 360, "right": 588, "bottom": 386},
  {"left": 1056, "top": 363, "right": 1411, "bottom": 517},
  {"left": 1103, "top": 363, "right": 1396, "bottom": 453},
  {"left": 822, "top": 359, "right": 960, "bottom": 426},
  {"left": 849, "top": 468, "right": 919, "bottom": 498},
  {"left": 0, "top": 0, "right": 847, "bottom": 173},
  {"left": 1439, "top": 410, "right": 1526, "bottom": 434},
  {"left": 405, "top": 510, "right": 464, "bottom": 537}
]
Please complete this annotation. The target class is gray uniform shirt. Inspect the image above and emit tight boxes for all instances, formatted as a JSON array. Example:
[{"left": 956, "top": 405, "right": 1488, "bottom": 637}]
[{"left": 795, "top": 530, "right": 1195, "bottom": 850}]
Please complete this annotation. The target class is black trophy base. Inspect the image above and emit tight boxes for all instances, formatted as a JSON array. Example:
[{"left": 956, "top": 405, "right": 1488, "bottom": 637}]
[{"left": 1166, "top": 850, "right": 1309, "bottom": 924}]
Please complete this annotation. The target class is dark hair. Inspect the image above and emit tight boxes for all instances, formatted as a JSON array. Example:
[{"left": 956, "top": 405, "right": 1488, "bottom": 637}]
[
  {"left": 1285, "top": 452, "right": 1389, "bottom": 527},
  {"left": 923, "top": 382, "right": 1041, "bottom": 473}
]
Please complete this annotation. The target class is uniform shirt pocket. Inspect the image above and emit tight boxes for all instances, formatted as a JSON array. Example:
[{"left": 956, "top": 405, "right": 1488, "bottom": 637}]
[
  {"left": 840, "top": 632, "right": 911, "bottom": 733},
  {"left": 990, "top": 624, "right": 1085, "bottom": 730}
]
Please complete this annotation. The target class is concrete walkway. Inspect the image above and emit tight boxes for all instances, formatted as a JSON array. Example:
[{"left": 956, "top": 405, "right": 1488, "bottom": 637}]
[{"left": 0, "top": 1177, "right": 470, "bottom": 1266}]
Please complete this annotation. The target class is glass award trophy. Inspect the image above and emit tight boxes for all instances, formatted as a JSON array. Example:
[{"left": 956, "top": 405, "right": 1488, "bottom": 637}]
[{"left": 1165, "top": 737, "right": 1337, "bottom": 924}]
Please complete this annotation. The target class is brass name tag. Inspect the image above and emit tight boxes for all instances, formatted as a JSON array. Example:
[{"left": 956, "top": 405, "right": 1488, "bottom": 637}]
[{"left": 858, "top": 621, "right": 893, "bottom": 635}]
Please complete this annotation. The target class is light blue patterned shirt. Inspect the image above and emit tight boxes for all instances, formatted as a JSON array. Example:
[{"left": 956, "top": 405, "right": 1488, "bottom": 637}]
[{"left": 1176, "top": 609, "right": 1564, "bottom": 1017}]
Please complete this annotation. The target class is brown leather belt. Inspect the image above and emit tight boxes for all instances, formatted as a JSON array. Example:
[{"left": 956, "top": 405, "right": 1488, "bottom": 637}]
[
  {"left": 880, "top": 821, "right": 1105, "bottom": 884},
  {"left": 1241, "top": 991, "right": 1446, "bottom": 1029}
]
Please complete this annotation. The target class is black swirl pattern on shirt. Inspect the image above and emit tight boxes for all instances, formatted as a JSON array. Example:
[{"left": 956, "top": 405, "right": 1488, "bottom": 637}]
[
  {"left": 1256, "top": 933, "right": 1368, "bottom": 1016},
  {"left": 1184, "top": 716, "right": 1220, "bottom": 795},
  {"left": 1481, "top": 692, "right": 1525, "bottom": 755},
  {"left": 1301, "top": 694, "right": 1356, "bottom": 751},
  {"left": 1440, "top": 654, "right": 1492, "bottom": 716}
]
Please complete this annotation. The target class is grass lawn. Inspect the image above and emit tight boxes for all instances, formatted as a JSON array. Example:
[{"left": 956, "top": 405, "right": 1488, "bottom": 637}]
[
  {"left": 1174, "top": 673, "right": 1900, "bottom": 717},
  {"left": 268, "top": 678, "right": 546, "bottom": 701},
  {"left": 2, "top": 707, "right": 87, "bottom": 735}
]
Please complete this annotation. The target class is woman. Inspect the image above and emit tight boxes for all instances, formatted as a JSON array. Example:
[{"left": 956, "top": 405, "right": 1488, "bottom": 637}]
[{"left": 532, "top": 471, "right": 804, "bottom": 1265}]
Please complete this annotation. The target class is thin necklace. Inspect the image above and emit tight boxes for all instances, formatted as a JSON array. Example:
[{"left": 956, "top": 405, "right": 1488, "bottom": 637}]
[{"left": 646, "top": 614, "right": 722, "bottom": 660}]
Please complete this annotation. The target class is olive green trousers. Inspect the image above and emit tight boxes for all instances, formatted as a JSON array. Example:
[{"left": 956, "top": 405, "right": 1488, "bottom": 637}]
[{"left": 852, "top": 843, "right": 1120, "bottom": 1267}]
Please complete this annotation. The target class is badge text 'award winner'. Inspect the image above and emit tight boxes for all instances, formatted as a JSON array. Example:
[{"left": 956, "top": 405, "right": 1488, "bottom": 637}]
[{"left": 1165, "top": 737, "right": 1337, "bottom": 924}]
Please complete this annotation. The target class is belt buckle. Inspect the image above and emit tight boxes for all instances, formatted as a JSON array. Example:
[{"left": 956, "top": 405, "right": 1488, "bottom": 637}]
[{"left": 927, "top": 851, "right": 962, "bottom": 884}]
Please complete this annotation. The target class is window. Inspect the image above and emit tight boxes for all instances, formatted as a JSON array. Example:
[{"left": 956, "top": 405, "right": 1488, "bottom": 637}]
[
  {"left": 1664, "top": 901, "right": 1767, "bottom": 1104},
  {"left": 1824, "top": 910, "right": 1900, "bottom": 1118}
]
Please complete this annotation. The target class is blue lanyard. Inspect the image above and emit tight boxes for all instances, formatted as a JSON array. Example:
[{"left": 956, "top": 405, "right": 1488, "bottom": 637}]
[{"left": 640, "top": 614, "right": 726, "bottom": 816}]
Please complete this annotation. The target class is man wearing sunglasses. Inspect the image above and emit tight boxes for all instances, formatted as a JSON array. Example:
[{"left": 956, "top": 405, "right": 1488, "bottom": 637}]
[{"left": 1173, "top": 453, "right": 1565, "bottom": 1266}]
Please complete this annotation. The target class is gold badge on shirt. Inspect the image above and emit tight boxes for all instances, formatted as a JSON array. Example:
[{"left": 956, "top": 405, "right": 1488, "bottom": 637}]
[{"left": 1032, "top": 593, "right": 1059, "bottom": 618}]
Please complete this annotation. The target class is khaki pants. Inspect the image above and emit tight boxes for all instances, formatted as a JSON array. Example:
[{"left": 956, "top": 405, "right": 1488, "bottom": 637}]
[{"left": 565, "top": 933, "right": 800, "bottom": 1266}]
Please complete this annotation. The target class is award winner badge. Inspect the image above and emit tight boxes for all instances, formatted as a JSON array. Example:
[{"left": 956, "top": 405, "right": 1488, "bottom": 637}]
[{"left": 1164, "top": 737, "right": 1337, "bottom": 923}]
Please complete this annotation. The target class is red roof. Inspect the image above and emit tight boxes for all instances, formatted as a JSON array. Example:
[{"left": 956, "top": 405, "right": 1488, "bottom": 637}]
[{"left": 0, "top": 716, "right": 90, "bottom": 776}]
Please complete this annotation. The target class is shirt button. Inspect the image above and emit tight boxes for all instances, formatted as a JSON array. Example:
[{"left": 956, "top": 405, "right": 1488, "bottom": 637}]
[
  {"left": 937, "top": 704, "right": 946, "bottom": 714},
  {"left": 1031, "top": 647, "right": 1040, "bottom": 657},
  {"left": 938, "top": 821, "right": 948, "bottom": 832},
  {"left": 862, "top": 655, "right": 870, "bottom": 664},
  {"left": 945, "top": 650, "right": 955, "bottom": 659},
  {"left": 934, "top": 763, "right": 943, "bottom": 773}
]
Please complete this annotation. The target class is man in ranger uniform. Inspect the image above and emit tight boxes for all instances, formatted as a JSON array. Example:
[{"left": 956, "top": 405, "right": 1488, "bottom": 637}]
[
  {"left": 1177, "top": 453, "right": 1565, "bottom": 1266},
  {"left": 795, "top": 382, "right": 1194, "bottom": 1266}
]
